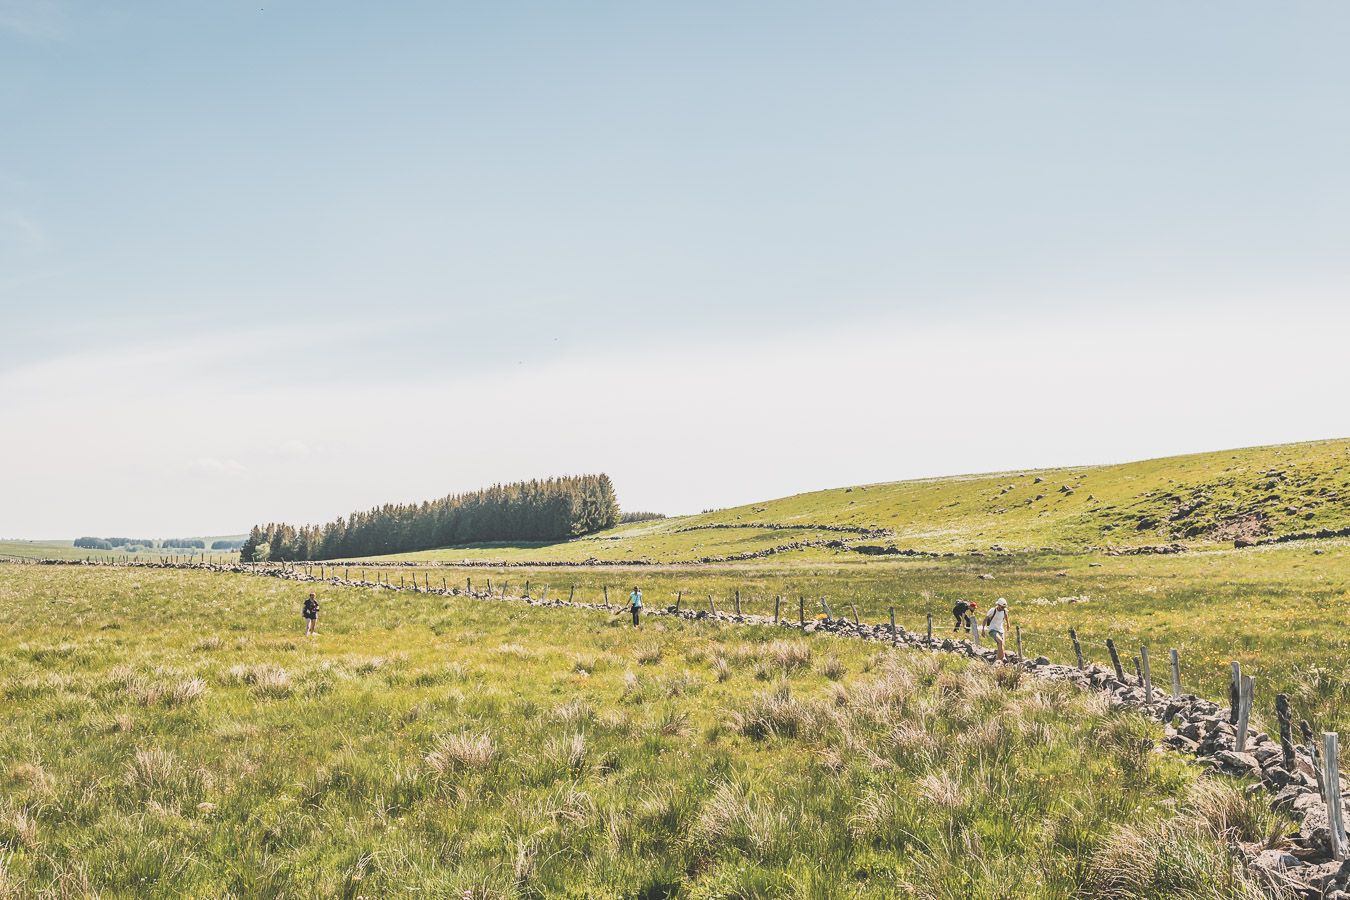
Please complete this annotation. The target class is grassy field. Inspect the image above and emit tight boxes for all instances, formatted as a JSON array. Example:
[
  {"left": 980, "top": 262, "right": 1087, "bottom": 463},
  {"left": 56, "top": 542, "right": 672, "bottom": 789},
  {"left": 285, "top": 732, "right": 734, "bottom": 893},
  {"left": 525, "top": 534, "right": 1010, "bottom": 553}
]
[
  {"left": 0, "top": 540, "right": 241, "bottom": 564},
  {"left": 0, "top": 565, "right": 1284, "bottom": 899},
  {"left": 359, "top": 439, "right": 1350, "bottom": 564},
  {"left": 334, "top": 539, "right": 1350, "bottom": 736}
]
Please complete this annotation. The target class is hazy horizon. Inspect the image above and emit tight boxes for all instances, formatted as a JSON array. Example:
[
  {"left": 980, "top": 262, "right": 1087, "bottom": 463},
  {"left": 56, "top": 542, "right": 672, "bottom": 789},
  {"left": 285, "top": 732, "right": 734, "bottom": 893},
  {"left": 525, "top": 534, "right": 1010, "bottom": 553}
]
[{"left": 3, "top": 2, "right": 1348, "bottom": 536}]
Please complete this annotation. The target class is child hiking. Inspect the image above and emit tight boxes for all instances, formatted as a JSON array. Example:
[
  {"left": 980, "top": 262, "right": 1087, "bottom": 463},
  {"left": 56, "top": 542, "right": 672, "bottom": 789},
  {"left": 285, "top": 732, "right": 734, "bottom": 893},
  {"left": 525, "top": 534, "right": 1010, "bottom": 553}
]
[
  {"left": 302, "top": 592, "right": 319, "bottom": 636},
  {"left": 984, "top": 598, "right": 1009, "bottom": 662}
]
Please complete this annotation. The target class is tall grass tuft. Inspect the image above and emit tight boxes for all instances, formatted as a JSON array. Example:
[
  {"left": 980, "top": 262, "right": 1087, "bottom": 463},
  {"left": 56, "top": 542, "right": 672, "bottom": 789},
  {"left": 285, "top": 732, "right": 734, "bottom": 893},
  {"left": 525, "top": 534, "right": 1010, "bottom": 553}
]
[{"left": 425, "top": 732, "right": 497, "bottom": 775}]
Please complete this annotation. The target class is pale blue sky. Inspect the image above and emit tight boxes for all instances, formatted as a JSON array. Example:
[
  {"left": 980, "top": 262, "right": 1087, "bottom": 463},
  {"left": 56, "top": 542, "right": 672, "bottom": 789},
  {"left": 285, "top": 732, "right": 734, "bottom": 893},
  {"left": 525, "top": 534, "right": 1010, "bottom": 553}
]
[{"left": 2, "top": 2, "right": 1348, "bottom": 536}]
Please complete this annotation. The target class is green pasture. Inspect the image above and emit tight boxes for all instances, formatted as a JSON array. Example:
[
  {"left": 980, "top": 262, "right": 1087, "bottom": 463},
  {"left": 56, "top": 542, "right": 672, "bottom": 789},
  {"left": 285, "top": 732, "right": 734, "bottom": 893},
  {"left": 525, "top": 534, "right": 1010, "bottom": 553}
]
[{"left": 0, "top": 565, "right": 1282, "bottom": 898}]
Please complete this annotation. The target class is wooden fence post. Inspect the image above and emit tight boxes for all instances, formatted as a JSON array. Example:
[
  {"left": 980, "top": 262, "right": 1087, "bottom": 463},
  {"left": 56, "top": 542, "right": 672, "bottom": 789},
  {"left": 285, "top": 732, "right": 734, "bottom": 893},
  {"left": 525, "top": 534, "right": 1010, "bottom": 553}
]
[
  {"left": 970, "top": 618, "right": 981, "bottom": 648},
  {"left": 1304, "top": 721, "right": 1325, "bottom": 796},
  {"left": 602, "top": 586, "right": 608, "bottom": 607},
  {"left": 569, "top": 585, "right": 575, "bottom": 602},
  {"left": 706, "top": 594, "right": 716, "bottom": 615},
  {"left": 849, "top": 603, "right": 860, "bottom": 626},
  {"left": 467, "top": 577, "right": 472, "bottom": 593},
  {"left": 1236, "top": 675, "right": 1254, "bottom": 752},
  {"left": 1229, "top": 661, "right": 1242, "bottom": 725},
  {"left": 1132, "top": 656, "right": 1142, "bottom": 683},
  {"left": 1068, "top": 628, "right": 1084, "bottom": 670},
  {"left": 799, "top": 596, "right": 805, "bottom": 625},
  {"left": 525, "top": 580, "right": 531, "bottom": 597},
  {"left": 1140, "top": 646, "right": 1153, "bottom": 704},
  {"left": 734, "top": 590, "right": 741, "bottom": 616},
  {"left": 927, "top": 613, "right": 934, "bottom": 646},
  {"left": 773, "top": 595, "right": 781, "bottom": 624},
  {"left": 1170, "top": 649, "right": 1181, "bottom": 697},
  {"left": 1323, "top": 733, "right": 1349, "bottom": 860},
  {"left": 889, "top": 607, "right": 897, "bottom": 645},
  {"left": 1014, "top": 625, "right": 1022, "bottom": 660},
  {"left": 1106, "top": 639, "right": 1125, "bottom": 682},
  {"left": 1275, "top": 694, "right": 1296, "bottom": 772},
  {"left": 820, "top": 597, "right": 832, "bottom": 620},
  {"left": 675, "top": 591, "right": 682, "bottom": 612},
  {"left": 442, "top": 576, "right": 447, "bottom": 592}
]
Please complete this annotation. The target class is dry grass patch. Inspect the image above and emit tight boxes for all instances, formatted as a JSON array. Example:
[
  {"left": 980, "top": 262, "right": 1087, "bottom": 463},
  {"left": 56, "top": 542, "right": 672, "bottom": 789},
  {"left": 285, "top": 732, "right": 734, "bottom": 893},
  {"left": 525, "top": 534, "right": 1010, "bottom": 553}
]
[{"left": 425, "top": 732, "right": 497, "bottom": 775}]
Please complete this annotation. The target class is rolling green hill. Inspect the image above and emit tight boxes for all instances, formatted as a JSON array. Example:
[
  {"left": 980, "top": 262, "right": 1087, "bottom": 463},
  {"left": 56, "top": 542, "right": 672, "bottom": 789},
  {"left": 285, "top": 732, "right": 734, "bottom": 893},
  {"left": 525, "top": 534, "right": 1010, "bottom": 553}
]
[{"left": 366, "top": 438, "right": 1350, "bottom": 563}]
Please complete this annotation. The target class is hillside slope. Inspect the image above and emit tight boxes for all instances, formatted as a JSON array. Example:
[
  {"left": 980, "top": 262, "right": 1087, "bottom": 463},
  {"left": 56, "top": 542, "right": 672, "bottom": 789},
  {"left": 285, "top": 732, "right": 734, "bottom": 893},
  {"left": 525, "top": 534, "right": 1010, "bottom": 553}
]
[{"left": 368, "top": 438, "right": 1350, "bottom": 563}]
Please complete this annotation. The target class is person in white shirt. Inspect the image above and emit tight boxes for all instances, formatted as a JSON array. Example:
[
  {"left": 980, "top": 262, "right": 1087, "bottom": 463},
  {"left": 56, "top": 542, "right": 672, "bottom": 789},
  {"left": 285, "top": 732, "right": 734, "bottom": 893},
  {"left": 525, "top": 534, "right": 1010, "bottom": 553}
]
[{"left": 984, "top": 598, "right": 1009, "bottom": 663}]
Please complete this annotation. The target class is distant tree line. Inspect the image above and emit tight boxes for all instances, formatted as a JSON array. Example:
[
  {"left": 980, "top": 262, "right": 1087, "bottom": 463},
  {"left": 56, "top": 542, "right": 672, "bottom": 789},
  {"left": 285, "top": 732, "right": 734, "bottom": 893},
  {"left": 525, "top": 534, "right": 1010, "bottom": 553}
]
[
  {"left": 240, "top": 474, "right": 621, "bottom": 562},
  {"left": 619, "top": 511, "right": 666, "bottom": 524},
  {"left": 74, "top": 536, "right": 210, "bottom": 551},
  {"left": 211, "top": 539, "right": 245, "bottom": 550},
  {"left": 75, "top": 536, "right": 157, "bottom": 550}
]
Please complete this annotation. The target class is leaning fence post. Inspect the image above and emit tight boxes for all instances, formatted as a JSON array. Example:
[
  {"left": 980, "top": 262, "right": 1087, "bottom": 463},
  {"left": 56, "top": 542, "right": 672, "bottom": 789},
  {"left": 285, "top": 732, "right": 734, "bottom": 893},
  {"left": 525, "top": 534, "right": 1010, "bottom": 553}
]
[
  {"left": 849, "top": 603, "right": 860, "bottom": 626},
  {"left": 773, "top": 595, "right": 781, "bottom": 623},
  {"left": 675, "top": 591, "right": 682, "bottom": 612},
  {"left": 1170, "top": 649, "right": 1181, "bottom": 697},
  {"left": 1140, "top": 646, "right": 1153, "bottom": 704},
  {"left": 1304, "top": 721, "right": 1326, "bottom": 796},
  {"left": 889, "top": 607, "right": 897, "bottom": 645},
  {"left": 1132, "top": 656, "right": 1142, "bottom": 683},
  {"left": 1229, "top": 661, "right": 1241, "bottom": 725},
  {"left": 1106, "top": 639, "right": 1125, "bottom": 682},
  {"left": 1276, "top": 694, "right": 1296, "bottom": 772},
  {"left": 1236, "top": 675, "right": 1254, "bottom": 752},
  {"left": 820, "top": 597, "right": 832, "bottom": 620},
  {"left": 1323, "top": 733, "right": 1349, "bottom": 860},
  {"left": 1068, "top": 628, "right": 1085, "bottom": 670},
  {"left": 708, "top": 594, "right": 717, "bottom": 615}
]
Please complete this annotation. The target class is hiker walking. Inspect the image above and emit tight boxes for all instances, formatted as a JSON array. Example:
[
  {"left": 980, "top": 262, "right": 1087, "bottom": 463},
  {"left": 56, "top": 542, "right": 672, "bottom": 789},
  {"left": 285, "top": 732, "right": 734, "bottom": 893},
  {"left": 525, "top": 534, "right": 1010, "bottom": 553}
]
[
  {"left": 952, "top": 599, "right": 978, "bottom": 633},
  {"left": 628, "top": 586, "right": 643, "bottom": 627},
  {"left": 302, "top": 592, "right": 320, "bottom": 636},
  {"left": 984, "top": 598, "right": 1009, "bottom": 662}
]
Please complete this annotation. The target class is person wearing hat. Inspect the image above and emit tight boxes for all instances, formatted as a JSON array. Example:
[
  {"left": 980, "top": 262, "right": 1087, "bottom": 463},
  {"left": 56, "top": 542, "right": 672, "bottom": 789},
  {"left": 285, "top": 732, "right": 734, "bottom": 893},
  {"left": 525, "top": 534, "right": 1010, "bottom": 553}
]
[
  {"left": 952, "top": 599, "right": 978, "bottom": 633},
  {"left": 984, "top": 598, "right": 1010, "bottom": 662}
]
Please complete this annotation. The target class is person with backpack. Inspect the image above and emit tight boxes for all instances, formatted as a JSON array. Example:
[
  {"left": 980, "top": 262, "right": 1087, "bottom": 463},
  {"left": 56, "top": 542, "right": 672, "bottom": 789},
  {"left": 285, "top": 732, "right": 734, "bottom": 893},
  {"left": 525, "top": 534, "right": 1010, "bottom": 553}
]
[
  {"left": 628, "top": 586, "right": 643, "bottom": 627},
  {"left": 952, "top": 599, "right": 978, "bottom": 633},
  {"left": 302, "top": 592, "right": 319, "bottom": 636},
  {"left": 984, "top": 598, "right": 1009, "bottom": 662}
]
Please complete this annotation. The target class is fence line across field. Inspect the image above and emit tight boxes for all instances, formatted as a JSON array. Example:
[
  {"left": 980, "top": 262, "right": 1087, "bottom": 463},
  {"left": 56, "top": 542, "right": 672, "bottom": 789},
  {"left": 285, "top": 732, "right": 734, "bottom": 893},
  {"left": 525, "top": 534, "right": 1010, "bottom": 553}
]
[{"left": 14, "top": 555, "right": 1350, "bottom": 844}]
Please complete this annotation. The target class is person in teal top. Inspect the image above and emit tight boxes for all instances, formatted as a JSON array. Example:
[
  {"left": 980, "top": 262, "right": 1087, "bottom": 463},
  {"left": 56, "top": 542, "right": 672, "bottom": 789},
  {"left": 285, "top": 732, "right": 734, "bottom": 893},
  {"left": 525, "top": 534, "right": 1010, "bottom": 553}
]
[{"left": 629, "top": 587, "right": 642, "bottom": 627}]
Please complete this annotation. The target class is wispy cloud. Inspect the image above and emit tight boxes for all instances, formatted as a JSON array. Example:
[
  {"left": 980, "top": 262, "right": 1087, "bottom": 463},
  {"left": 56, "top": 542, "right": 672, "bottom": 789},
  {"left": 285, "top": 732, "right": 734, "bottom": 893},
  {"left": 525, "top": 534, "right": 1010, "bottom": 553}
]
[
  {"left": 0, "top": 210, "right": 49, "bottom": 260},
  {"left": 190, "top": 457, "right": 247, "bottom": 477},
  {"left": 0, "top": 0, "right": 67, "bottom": 39}
]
